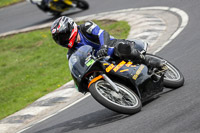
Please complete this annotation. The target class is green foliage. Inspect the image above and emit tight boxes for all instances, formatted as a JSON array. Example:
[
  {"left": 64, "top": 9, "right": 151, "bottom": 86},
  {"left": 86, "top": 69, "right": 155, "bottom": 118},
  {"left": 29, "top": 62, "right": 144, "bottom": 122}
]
[
  {"left": 0, "top": 0, "right": 25, "bottom": 8},
  {"left": 93, "top": 20, "right": 130, "bottom": 39},
  {"left": 0, "top": 20, "right": 130, "bottom": 119}
]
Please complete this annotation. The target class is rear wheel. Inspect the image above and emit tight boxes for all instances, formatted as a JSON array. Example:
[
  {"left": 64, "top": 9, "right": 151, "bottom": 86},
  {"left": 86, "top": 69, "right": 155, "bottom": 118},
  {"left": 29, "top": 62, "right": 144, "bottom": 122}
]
[
  {"left": 89, "top": 80, "right": 142, "bottom": 114},
  {"left": 146, "top": 54, "right": 184, "bottom": 89}
]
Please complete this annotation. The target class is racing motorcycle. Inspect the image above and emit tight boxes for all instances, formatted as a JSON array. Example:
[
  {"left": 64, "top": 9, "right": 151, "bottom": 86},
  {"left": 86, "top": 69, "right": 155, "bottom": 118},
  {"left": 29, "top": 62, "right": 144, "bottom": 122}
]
[
  {"left": 27, "top": 0, "right": 89, "bottom": 16},
  {"left": 69, "top": 40, "right": 184, "bottom": 114}
]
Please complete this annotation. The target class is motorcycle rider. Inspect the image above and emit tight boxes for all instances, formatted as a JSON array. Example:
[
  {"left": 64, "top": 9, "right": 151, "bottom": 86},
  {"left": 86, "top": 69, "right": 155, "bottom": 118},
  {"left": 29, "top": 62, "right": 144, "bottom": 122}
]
[{"left": 51, "top": 16, "right": 164, "bottom": 68}]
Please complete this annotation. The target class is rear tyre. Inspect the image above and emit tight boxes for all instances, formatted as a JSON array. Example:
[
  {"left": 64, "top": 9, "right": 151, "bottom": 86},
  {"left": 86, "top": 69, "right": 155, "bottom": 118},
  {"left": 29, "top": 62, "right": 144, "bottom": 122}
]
[
  {"left": 89, "top": 80, "right": 142, "bottom": 114},
  {"left": 146, "top": 54, "right": 184, "bottom": 89}
]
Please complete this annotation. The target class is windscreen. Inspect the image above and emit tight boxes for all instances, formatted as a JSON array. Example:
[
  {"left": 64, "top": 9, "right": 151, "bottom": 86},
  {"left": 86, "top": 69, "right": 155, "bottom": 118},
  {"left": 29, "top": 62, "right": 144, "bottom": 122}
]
[{"left": 68, "top": 45, "right": 93, "bottom": 79}]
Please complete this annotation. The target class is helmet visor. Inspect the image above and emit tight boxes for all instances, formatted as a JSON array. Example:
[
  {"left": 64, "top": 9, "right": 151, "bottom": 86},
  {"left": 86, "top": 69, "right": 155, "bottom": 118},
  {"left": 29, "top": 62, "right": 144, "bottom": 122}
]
[{"left": 55, "top": 33, "right": 70, "bottom": 48}]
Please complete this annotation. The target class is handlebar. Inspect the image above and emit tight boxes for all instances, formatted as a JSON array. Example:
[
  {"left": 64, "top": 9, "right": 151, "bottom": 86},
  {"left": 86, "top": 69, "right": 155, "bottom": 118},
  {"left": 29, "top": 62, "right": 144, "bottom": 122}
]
[{"left": 91, "top": 48, "right": 111, "bottom": 60}]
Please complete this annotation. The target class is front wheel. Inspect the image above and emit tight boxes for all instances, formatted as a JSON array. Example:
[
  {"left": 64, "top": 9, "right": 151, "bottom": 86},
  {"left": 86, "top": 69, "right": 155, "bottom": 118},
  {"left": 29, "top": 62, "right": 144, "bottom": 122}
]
[
  {"left": 146, "top": 54, "right": 184, "bottom": 89},
  {"left": 89, "top": 80, "right": 142, "bottom": 114}
]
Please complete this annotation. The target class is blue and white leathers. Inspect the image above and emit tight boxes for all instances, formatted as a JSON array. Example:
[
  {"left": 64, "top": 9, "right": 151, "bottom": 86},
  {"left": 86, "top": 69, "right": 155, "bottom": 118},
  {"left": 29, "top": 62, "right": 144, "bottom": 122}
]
[
  {"left": 67, "top": 21, "right": 147, "bottom": 60},
  {"left": 67, "top": 21, "right": 115, "bottom": 59}
]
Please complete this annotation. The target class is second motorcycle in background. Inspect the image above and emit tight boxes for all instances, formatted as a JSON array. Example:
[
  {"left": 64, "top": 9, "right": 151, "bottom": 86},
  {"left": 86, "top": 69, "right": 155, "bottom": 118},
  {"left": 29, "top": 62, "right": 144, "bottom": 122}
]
[{"left": 27, "top": 0, "right": 89, "bottom": 16}]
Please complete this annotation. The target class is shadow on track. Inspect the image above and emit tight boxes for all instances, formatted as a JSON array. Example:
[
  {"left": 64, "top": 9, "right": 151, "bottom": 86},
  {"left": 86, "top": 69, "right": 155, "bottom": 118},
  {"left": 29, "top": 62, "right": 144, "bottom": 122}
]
[
  {"left": 142, "top": 88, "right": 174, "bottom": 106},
  {"left": 27, "top": 89, "right": 176, "bottom": 133},
  {"left": 33, "top": 109, "right": 130, "bottom": 133}
]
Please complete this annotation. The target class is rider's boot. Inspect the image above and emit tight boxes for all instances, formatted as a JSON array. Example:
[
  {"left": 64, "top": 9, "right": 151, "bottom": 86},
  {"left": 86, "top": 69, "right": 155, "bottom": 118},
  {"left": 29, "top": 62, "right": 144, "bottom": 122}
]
[
  {"left": 113, "top": 41, "right": 166, "bottom": 69},
  {"left": 144, "top": 55, "right": 166, "bottom": 69}
]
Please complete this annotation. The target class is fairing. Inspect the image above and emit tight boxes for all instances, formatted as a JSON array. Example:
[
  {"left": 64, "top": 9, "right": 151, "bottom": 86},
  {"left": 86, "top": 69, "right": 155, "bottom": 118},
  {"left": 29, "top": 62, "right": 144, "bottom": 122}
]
[
  {"left": 69, "top": 45, "right": 164, "bottom": 101},
  {"left": 101, "top": 60, "right": 164, "bottom": 100},
  {"left": 69, "top": 45, "right": 93, "bottom": 85}
]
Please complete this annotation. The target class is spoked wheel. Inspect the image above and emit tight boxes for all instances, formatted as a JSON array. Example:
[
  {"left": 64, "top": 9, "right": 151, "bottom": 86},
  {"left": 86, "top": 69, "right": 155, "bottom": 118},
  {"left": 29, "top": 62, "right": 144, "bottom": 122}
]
[
  {"left": 89, "top": 80, "right": 142, "bottom": 114},
  {"left": 146, "top": 54, "right": 184, "bottom": 89}
]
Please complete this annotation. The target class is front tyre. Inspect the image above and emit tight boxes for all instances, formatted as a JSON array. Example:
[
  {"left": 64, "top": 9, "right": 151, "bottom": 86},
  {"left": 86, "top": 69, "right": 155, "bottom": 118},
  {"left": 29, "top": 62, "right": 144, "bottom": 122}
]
[{"left": 89, "top": 80, "right": 142, "bottom": 114}]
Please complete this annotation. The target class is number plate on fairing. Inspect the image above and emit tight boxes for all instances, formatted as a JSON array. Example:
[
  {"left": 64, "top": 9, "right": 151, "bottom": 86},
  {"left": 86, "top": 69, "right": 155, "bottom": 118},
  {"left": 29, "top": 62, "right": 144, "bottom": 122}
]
[{"left": 85, "top": 55, "right": 95, "bottom": 66}]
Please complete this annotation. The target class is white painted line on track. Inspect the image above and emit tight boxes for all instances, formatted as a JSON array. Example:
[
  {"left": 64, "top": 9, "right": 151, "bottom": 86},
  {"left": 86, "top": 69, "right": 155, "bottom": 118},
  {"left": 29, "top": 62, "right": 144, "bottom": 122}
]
[
  {"left": 17, "top": 94, "right": 91, "bottom": 133},
  {"left": 153, "top": 7, "right": 189, "bottom": 54}
]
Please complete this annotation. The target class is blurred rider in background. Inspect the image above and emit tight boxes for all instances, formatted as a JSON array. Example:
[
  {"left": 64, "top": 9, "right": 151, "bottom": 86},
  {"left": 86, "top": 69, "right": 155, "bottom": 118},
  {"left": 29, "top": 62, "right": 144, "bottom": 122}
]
[
  {"left": 29, "top": 0, "right": 74, "bottom": 15},
  {"left": 51, "top": 16, "right": 164, "bottom": 68}
]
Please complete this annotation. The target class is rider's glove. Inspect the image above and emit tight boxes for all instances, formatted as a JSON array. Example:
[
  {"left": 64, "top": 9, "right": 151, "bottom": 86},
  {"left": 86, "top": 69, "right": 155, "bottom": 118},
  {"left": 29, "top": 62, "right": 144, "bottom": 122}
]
[{"left": 97, "top": 45, "right": 108, "bottom": 58}]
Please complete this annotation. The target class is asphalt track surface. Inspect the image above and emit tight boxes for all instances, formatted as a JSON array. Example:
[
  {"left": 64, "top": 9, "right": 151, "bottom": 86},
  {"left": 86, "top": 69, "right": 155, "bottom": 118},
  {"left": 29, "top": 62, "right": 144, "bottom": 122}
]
[{"left": 1, "top": 0, "right": 200, "bottom": 133}]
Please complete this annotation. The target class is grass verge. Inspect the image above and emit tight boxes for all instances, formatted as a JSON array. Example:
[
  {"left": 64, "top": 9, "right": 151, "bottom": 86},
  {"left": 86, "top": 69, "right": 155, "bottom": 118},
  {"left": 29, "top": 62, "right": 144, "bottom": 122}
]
[
  {"left": 0, "top": 0, "right": 25, "bottom": 8},
  {"left": 0, "top": 20, "right": 130, "bottom": 120}
]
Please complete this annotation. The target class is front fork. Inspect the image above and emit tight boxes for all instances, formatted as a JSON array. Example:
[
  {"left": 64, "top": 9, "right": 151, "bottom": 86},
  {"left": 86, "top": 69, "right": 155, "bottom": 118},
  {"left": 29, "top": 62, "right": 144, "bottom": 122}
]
[
  {"left": 88, "top": 74, "right": 120, "bottom": 93},
  {"left": 101, "top": 74, "right": 120, "bottom": 93}
]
